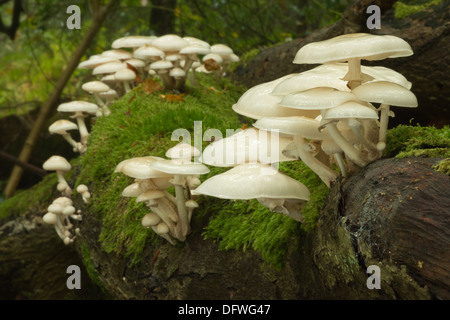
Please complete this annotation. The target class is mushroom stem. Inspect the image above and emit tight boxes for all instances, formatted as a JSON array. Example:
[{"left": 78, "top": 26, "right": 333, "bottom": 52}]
[
  {"left": 122, "top": 81, "right": 132, "bottom": 94},
  {"left": 344, "top": 58, "right": 363, "bottom": 89},
  {"left": 334, "top": 153, "right": 347, "bottom": 177},
  {"left": 74, "top": 112, "right": 89, "bottom": 146},
  {"left": 150, "top": 201, "right": 179, "bottom": 240},
  {"left": 61, "top": 133, "right": 79, "bottom": 151},
  {"left": 378, "top": 103, "right": 391, "bottom": 151},
  {"left": 324, "top": 121, "right": 368, "bottom": 167},
  {"left": 346, "top": 119, "right": 378, "bottom": 159},
  {"left": 293, "top": 135, "right": 339, "bottom": 187},
  {"left": 173, "top": 174, "right": 190, "bottom": 238}
]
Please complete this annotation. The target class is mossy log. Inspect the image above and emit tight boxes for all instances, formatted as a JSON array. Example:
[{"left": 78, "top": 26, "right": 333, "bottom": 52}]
[
  {"left": 1, "top": 157, "right": 447, "bottom": 299},
  {"left": 233, "top": 0, "right": 450, "bottom": 127}
]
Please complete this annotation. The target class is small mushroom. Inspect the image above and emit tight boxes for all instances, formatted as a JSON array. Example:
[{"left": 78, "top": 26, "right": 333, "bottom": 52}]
[
  {"left": 57, "top": 101, "right": 99, "bottom": 151},
  {"left": 76, "top": 184, "right": 91, "bottom": 204},
  {"left": 48, "top": 119, "right": 81, "bottom": 153},
  {"left": 43, "top": 156, "right": 72, "bottom": 196}
]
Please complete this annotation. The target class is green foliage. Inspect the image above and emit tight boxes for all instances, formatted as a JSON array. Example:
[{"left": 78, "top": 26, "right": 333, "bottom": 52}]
[
  {"left": 0, "top": 173, "right": 57, "bottom": 222},
  {"left": 385, "top": 124, "right": 450, "bottom": 159},
  {"left": 432, "top": 158, "right": 450, "bottom": 176},
  {"left": 393, "top": 0, "right": 443, "bottom": 19}
]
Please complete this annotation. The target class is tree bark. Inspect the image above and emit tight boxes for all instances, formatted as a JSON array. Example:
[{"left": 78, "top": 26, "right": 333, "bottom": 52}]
[
  {"left": 3, "top": 0, "right": 118, "bottom": 199},
  {"left": 232, "top": 0, "right": 450, "bottom": 127},
  {"left": 2, "top": 157, "right": 447, "bottom": 299}
]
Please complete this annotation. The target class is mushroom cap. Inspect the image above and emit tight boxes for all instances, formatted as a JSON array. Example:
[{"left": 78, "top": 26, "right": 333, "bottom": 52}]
[
  {"left": 200, "top": 127, "right": 295, "bottom": 167},
  {"left": 53, "top": 196, "right": 73, "bottom": 206},
  {"left": 101, "top": 49, "right": 133, "bottom": 60},
  {"left": 57, "top": 101, "right": 99, "bottom": 115},
  {"left": 361, "top": 65, "right": 412, "bottom": 89},
  {"left": 43, "top": 155, "right": 71, "bottom": 172},
  {"left": 114, "top": 68, "right": 136, "bottom": 81},
  {"left": 253, "top": 116, "right": 330, "bottom": 140},
  {"left": 43, "top": 212, "right": 58, "bottom": 225},
  {"left": 232, "top": 75, "right": 320, "bottom": 120},
  {"left": 150, "top": 159, "right": 210, "bottom": 176},
  {"left": 150, "top": 60, "right": 174, "bottom": 71},
  {"left": 165, "top": 143, "right": 201, "bottom": 160},
  {"left": 185, "top": 199, "right": 199, "bottom": 208},
  {"left": 191, "top": 162, "right": 310, "bottom": 201},
  {"left": 81, "top": 81, "right": 110, "bottom": 93},
  {"left": 142, "top": 212, "right": 161, "bottom": 227},
  {"left": 125, "top": 58, "right": 146, "bottom": 69},
  {"left": 99, "top": 89, "right": 118, "bottom": 100},
  {"left": 49, "top": 119, "right": 78, "bottom": 134},
  {"left": 210, "top": 44, "right": 233, "bottom": 55},
  {"left": 352, "top": 81, "right": 418, "bottom": 107},
  {"left": 136, "top": 190, "right": 165, "bottom": 203},
  {"left": 202, "top": 53, "right": 223, "bottom": 64},
  {"left": 323, "top": 101, "right": 379, "bottom": 120},
  {"left": 155, "top": 222, "right": 170, "bottom": 234},
  {"left": 114, "top": 156, "right": 171, "bottom": 179},
  {"left": 179, "top": 44, "right": 211, "bottom": 56},
  {"left": 78, "top": 56, "right": 119, "bottom": 69},
  {"left": 293, "top": 33, "right": 413, "bottom": 64},
  {"left": 111, "top": 35, "right": 156, "bottom": 49},
  {"left": 169, "top": 67, "right": 186, "bottom": 78},
  {"left": 76, "top": 184, "right": 89, "bottom": 194},
  {"left": 279, "top": 87, "right": 358, "bottom": 110},
  {"left": 122, "top": 182, "right": 143, "bottom": 197},
  {"left": 133, "top": 46, "right": 165, "bottom": 61},
  {"left": 271, "top": 64, "right": 352, "bottom": 95},
  {"left": 92, "top": 61, "right": 128, "bottom": 75},
  {"left": 183, "top": 36, "right": 210, "bottom": 48},
  {"left": 151, "top": 34, "right": 189, "bottom": 52}
]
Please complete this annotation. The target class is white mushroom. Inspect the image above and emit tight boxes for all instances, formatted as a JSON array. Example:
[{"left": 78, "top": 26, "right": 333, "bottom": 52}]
[
  {"left": 48, "top": 119, "right": 81, "bottom": 153},
  {"left": 43, "top": 156, "right": 72, "bottom": 196}
]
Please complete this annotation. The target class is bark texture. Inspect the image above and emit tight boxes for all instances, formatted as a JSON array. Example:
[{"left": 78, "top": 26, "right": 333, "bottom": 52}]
[
  {"left": 2, "top": 157, "right": 447, "bottom": 299},
  {"left": 232, "top": 0, "right": 450, "bottom": 127}
]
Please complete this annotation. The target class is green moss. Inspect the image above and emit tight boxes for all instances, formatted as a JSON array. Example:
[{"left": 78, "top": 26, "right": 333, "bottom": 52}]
[
  {"left": 433, "top": 158, "right": 450, "bottom": 176},
  {"left": 81, "top": 242, "right": 107, "bottom": 293},
  {"left": 0, "top": 173, "right": 57, "bottom": 222},
  {"left": 76, "top": 74, "right": 246, "bottom": 266},
  {"left": 393, "top": 0, "right": 443, "bottom": 19},
  {"left": 385, "top": 124, "right": 450, "bottom": 158}
]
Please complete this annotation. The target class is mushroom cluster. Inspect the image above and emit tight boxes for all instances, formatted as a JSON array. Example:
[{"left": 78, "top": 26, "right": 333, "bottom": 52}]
[
  {"left": 42, "top": 196, "right": 82, "bottom": 245},
  {"left": 78, "top": 34, "right": 239, "bottom": 94},
  {"left": 194, "top": 33, "right": 418, "bottom": 221},
  {"left": 115, "top": 143, "right": 209, "bottom": 244}
]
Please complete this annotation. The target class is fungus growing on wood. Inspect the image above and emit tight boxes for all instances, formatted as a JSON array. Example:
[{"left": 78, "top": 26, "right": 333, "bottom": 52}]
[
  {"left": 192, "top": 162, "right": 310, "bottom": 221},
  {"left": 42, "top": 155, "right": 72, "bottom": 196},
  {"left": 48, "top": 119, "right": 82, "bottom": 153}
]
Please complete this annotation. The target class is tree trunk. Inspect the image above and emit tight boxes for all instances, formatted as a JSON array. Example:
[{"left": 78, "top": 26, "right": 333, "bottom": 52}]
[
  {"left": 3, "top": 0, "right": 118, "bottom": 199},
  {"left": 232, "top": 0, "right": 450, "bottom": 127}
]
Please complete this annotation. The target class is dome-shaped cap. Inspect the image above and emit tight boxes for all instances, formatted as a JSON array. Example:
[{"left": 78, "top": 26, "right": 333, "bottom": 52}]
[
  {"left": 111, "top": 35, "right": 156, "bottom": 49},
  {"left": 149, "top": 160, "right": 210, "bottom": 176},
  {"left": 101, "top": 49, "right": 133, "bottom": 60},
  {"left": 82, "top": 81, "right": 110, "bottom": 93},
  {"left": 323, "top": 101, "right": 379, "bottom": 120},
  {"left": 57, "top": 101, "right": 99, "bottom": 114},
  {"left": 293, "top": 33, "right": 413, "bottom": 64},
  {"left": 114, "top": 156, "right": 171, "bottom": 179},
  {"left": 232, "top": 75, "right": 320, "bottom": 120},
  {"left": 49, "top": 119, "right": 78, "bottom": 134},
  {"left": 151, "top": 34, "right": 189, "bottom": 52},
  {"left": 352, "top": 81, "right": 418, "bottom": 107},
  {"left": 165, "top": 143, "right": 201, "bottom": 160},
  {"left": 191, "top": 162, "right": 310, "bottom": 201},
  {"left": 43, "top": 155, "right": 71, "bottom": 172},
  {"left": 200, "top": 127, "right": 295, "bottom": 167},
  {"left": 254, "top": 116, "right": 330, "bottom": 140},
  {"left": 279, "top": 87, "right": 358, "bottom": 110}
]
